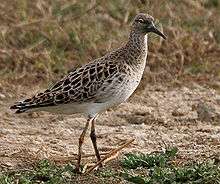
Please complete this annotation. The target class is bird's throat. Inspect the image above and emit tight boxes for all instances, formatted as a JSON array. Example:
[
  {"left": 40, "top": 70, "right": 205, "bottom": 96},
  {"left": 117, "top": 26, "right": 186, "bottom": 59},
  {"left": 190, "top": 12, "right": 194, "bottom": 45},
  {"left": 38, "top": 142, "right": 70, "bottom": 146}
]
[{"left": 125, "top": 31, "right": 148, "bottom": 63}]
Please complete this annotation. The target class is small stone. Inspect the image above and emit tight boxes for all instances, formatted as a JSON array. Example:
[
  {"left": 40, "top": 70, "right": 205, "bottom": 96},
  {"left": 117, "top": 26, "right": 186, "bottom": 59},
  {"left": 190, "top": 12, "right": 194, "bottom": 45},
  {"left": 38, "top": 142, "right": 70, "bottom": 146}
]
[
  {"left": 0, "top": 93, "right": 6, "bottom": 99},
  {"left": 62, "top": 171, "right": 72, "bottom": 179},
  {"left": 196, "top": 102, "right": 220, "bottom": 122},
  {"left": 172, "top": 109, "right": 185, "bottom": 117},
  {"left": 216, "top": 96, "right": 220, "bottom": 105}
]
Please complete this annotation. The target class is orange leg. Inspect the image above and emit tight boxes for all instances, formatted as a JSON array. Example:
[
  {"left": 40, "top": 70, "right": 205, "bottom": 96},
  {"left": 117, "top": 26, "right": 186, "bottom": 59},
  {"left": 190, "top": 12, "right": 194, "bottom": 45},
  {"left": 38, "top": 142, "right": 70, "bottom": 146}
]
[
  {"left": 90, "top": 117, "right": 102, "bottom": 167},
  {"left": 75, "top": 118, "right": 91, "bottom": 173}
]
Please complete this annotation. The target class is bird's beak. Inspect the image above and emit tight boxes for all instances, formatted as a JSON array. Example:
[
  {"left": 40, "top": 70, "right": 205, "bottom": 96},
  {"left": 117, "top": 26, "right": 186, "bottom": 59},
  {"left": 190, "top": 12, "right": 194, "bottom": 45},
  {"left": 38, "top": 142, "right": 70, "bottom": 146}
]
[{"left": 148, "top": 22, "right": 166, "bottom": 39}]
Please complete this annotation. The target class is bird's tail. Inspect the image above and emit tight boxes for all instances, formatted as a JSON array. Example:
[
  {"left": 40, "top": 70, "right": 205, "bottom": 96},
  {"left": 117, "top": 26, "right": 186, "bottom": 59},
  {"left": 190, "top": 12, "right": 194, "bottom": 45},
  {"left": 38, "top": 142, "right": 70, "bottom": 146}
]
[
  {"left": 10, "top": 97, "right": 40, "bottom": 113},
  {"left": 10, "top": 100, "right": 32, "bottom": 113},
  {"left": 10, "top": 91, "right": 55, "bottom": 113}
]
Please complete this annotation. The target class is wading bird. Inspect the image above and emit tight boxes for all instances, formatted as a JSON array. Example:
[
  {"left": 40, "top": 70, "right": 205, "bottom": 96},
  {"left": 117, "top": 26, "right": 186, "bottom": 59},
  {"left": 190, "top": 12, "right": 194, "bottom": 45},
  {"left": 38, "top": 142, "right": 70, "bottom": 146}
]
[{"left": 11, "top": 13, "right": 166, "bottom": 173}]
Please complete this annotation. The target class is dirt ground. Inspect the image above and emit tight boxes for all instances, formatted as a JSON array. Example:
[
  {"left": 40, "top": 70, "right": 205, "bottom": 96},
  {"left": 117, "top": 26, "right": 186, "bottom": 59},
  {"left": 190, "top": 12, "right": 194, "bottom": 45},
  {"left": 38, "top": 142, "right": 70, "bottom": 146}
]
[{"left": 0, "top": 83, "right": 220, "bottom": 171}]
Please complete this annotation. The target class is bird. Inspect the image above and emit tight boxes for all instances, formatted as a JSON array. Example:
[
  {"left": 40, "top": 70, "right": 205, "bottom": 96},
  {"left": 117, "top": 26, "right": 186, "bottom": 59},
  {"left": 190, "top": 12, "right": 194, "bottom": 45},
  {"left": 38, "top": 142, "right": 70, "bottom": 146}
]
[{"left": 10, "top": 13, "right": 166, "bottom": 173}]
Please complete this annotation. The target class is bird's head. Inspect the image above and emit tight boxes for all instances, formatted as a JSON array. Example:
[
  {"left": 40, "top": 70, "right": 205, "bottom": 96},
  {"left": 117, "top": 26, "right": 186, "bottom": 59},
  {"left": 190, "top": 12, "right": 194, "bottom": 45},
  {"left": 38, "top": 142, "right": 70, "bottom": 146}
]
[{"left": 132, "top": 13, "right": 166, "bottom": 39}]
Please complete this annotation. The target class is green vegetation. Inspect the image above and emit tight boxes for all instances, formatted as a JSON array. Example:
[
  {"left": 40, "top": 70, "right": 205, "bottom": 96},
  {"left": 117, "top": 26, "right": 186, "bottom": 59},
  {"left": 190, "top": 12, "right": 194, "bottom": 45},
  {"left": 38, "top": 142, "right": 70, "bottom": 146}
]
[
  {"left": 121, "top": 161, "right": 220, "bottom": 184},
  {"left": 0, "top": 160, "right": 76, "bottom": 184},
  {"left": 121, "top": 147, "right": 178, "bottom": 169},
  {"left": 121, "top": 148, "right": 220, "bottom": 183},
  {"left": 1, "top": 148, "right": 220, "bottom": 184}
]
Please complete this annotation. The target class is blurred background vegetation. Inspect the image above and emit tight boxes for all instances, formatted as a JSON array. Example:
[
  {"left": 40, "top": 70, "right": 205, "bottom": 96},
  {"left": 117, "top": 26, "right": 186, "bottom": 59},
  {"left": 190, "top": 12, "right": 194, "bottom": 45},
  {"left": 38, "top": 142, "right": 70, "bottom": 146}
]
[{"left": 0, "top": 0, "right": 219, "bottom": 90}]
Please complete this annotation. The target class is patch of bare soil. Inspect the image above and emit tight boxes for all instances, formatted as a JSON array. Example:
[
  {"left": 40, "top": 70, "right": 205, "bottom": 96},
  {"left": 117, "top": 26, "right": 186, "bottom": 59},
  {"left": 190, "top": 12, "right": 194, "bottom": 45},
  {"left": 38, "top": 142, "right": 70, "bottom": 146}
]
[{"left": 0, "top": 84, "right": 220, "bottom": 171}]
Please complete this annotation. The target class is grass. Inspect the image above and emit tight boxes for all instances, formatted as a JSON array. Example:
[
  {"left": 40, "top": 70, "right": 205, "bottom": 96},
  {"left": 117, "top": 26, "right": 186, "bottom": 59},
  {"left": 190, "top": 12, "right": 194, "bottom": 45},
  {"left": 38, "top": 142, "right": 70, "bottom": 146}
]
[
  {"left": 0, "top": 0, "right": 220, "bottom": 88},
  {"left": 121, "top": 148, "right": 220, "bottom": 183},
  {"left": 0, "top": 160, "right": 79, "bottom": 184},
  {"left": 1, "top": 148, "right": 220, "bottom": 184},
  {"left": 121, "top": 161, "right": 220, "bottom": 184}
]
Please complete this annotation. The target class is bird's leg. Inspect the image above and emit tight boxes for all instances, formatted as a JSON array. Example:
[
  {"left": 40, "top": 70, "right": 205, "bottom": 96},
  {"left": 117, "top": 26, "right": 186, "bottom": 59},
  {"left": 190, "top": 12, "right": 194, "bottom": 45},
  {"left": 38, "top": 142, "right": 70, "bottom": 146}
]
[
  {"left": 90, "top": 116, "right": 102, "bottom": 167},
  {"left": 75, "top": 118, "right": 91, "bottom": 173}
]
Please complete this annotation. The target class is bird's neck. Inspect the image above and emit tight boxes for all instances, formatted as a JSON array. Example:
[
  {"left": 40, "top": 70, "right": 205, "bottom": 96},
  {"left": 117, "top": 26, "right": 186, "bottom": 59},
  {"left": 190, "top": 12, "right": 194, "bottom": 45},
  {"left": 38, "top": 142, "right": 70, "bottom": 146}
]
[{"left": 125, "top": 30, "right": 148, "bottom": 63}]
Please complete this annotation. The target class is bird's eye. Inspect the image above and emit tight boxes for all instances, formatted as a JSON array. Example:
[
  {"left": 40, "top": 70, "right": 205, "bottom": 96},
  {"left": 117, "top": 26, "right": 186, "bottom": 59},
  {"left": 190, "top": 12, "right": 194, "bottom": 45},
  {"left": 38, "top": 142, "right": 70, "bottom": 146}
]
[{"left": 137, "top": 18, "right": 145, "bottom": 23}]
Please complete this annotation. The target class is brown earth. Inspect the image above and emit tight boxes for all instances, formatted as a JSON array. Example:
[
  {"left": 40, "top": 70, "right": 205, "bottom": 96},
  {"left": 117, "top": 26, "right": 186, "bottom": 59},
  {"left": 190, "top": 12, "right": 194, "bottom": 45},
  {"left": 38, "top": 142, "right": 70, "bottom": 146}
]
[{"left": 0, "top": 83, "right": 220, "bottom": 171}]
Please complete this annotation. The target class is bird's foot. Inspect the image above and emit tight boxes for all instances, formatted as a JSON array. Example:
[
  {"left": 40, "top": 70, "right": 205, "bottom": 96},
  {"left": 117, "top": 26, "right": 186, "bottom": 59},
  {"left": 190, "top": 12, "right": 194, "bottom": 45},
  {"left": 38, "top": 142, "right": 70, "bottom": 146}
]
[
  {"left": 82, "top": 163, "right": 102, "bottom": 173},
  {"left": 74, "top": 166, "right": 82, "bottom": 174},
  {"left": 84, "top": 138, "right": 135, "bottom": 174}
]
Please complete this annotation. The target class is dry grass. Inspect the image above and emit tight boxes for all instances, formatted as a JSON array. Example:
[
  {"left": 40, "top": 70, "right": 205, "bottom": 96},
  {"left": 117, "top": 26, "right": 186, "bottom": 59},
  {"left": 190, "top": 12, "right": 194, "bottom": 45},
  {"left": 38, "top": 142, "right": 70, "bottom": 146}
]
[{"left": 0, "top": 0, "right": 219, "bottom": 89}]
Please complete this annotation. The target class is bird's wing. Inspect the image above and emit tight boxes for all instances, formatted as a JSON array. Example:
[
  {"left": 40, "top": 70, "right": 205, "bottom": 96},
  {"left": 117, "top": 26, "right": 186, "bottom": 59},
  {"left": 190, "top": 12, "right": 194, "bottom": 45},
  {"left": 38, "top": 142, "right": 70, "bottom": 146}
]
[{"left": 10, "top": 59, "right": 125, "bottom": 113}]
